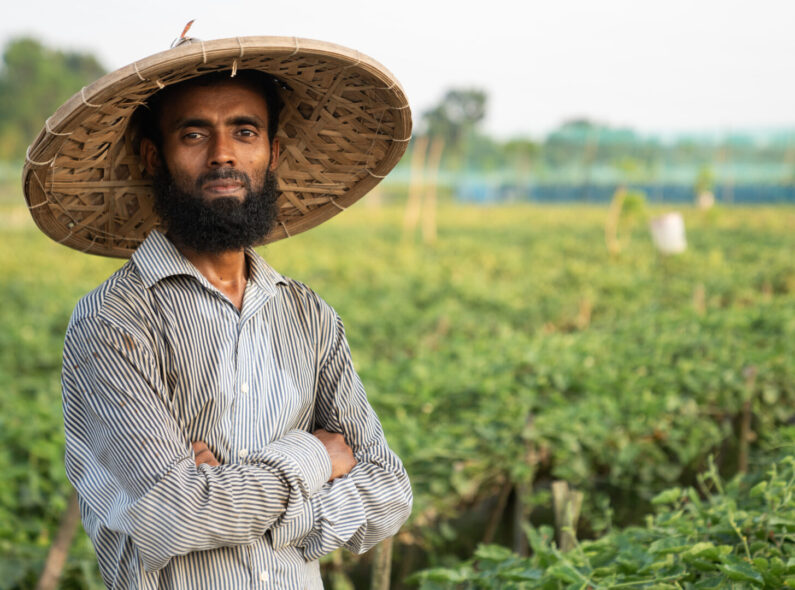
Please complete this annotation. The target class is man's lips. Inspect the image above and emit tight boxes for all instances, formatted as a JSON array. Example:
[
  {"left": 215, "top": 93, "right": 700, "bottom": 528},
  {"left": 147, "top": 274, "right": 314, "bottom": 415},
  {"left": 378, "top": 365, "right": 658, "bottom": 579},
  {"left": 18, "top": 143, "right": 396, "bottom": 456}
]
[{"left": 202, "top": 180, "right": 244, "bottom": 194}]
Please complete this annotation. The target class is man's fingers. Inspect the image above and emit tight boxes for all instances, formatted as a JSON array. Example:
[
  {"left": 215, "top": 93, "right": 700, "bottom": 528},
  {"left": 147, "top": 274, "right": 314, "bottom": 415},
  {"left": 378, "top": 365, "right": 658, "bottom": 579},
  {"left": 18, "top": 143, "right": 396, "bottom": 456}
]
[
  {"left": 312, "top": 430, "right": 356, "bottom": 480},
  {"left": 194, "top": 449, "right": 220, "bottom": 466},
  {"left": 192, "top": 441, "right": 220, "bottom": 466},
  {"left": 194, "top": 448, "right": 213, "bottom": 466}
]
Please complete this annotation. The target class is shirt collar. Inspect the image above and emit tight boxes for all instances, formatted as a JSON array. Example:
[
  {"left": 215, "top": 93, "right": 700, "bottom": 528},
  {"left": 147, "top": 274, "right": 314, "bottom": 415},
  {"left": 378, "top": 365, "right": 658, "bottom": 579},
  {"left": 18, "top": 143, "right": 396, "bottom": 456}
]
[
  {"left": 132, "top": 230, "right": 288, "bottom": 294},
  {"left": 246, "top": 243, "right": 289, "bottom": 293}
]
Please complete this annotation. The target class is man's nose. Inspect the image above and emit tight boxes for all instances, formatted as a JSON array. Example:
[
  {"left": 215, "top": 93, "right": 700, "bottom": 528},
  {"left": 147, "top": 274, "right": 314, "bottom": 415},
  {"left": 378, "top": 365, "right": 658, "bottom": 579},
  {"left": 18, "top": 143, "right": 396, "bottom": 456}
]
[{"left": 207, "top": 134, "right": 236, "bottom": 168}]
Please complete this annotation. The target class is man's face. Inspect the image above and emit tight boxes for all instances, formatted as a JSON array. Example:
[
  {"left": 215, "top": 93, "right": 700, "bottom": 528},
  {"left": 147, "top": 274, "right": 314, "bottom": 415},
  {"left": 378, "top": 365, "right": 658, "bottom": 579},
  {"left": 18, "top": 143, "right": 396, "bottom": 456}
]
[
  {"left": 140, "top": 79, "right": 282, "bottom": 253},
  {"left": 151, "top": 78, "right": 278, "bottom": 197}
]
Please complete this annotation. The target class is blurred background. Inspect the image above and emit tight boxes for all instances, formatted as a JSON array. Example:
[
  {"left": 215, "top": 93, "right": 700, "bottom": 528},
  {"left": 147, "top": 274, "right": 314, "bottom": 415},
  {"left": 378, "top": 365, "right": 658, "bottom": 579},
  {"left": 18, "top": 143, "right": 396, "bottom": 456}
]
[{"left": 1, "top": 1, "right": 794, "bottom": 589}]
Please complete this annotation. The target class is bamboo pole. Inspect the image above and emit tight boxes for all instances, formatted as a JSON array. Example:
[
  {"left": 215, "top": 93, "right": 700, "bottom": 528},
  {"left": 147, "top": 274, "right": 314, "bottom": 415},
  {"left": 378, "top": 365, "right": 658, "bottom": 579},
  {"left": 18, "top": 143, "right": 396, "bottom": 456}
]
[
  {"left": 551, "top": 481, "right": 583, "bottom": 553},
  {"left": 402, "top": 137, "right": 429, "bottom": 238},
  {"left": 421, "top": 137, "right": 445, "bottom": 245},
  {"left": 370, "top": 537, "right": 393, "bottom": 590},
  {"left": 36, "top": 491, "right": 80, "bottom": 590}
]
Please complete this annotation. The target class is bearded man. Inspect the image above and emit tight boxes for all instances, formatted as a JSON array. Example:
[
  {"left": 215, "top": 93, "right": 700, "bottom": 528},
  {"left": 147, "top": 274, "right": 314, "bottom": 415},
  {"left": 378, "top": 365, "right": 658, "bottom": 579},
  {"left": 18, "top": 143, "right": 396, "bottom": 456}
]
[{"left": 23, "top": 36, "right": 412, "bottom": 589}]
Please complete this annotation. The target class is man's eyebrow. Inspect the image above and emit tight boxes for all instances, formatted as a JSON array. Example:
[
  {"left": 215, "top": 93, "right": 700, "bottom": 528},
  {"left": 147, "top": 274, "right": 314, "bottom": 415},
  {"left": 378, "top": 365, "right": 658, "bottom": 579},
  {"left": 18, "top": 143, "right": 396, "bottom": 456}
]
[
  {"left": 227, "top": 115, "right": 266, "bottom": 128},
  {"left": 169, "top": 115, "right": 266, "bottom": 130},
  {"left": 171, "top": 117, "right": 212, "bottom": 130}
]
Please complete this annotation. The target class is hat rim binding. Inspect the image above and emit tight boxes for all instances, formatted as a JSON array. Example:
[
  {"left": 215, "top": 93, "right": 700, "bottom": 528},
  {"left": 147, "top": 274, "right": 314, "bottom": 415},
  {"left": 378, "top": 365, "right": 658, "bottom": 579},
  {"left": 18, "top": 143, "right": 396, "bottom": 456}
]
[{"left": 22, "top": 36, "right": 413, "bottom": 258}]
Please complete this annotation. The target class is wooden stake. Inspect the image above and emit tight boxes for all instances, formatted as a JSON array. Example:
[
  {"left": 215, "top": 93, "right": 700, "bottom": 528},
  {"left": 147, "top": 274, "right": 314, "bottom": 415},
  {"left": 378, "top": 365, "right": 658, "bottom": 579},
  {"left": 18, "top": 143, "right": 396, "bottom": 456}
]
[
  {"left": 551, "top": 481, "right": 583, "bottom": 553},
  {"left": 403, "top": 136, "right": 429, "bottom": 238},
  {"left": 370, "top": 537, "right": 393, "bottom": 590},
  {"left": 512, "top": 483, "right": 529, "bottom": 556},
  {"left": 36, "top": 491, "right": 80, "bottom": 590},
  {"left": 422, "top": 137, "right": 444, "bottom": 245}
]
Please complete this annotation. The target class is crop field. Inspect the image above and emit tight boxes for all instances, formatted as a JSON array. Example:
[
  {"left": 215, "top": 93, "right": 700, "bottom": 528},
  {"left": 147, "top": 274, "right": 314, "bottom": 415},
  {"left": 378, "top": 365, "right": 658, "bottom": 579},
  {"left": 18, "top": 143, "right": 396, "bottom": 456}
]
[{"left": 1, "top": 199, "right": 794, "bottom": 588}]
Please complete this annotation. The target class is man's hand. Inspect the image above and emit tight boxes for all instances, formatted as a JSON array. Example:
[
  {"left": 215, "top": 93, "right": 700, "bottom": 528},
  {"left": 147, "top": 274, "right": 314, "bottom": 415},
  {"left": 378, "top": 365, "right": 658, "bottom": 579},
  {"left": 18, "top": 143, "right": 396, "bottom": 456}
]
[
  {"left": 313, "top": 429, "right": 357, "bottom": 481},
  {"left": 192, "top": 441, "right": 220, "bottom": 467}
]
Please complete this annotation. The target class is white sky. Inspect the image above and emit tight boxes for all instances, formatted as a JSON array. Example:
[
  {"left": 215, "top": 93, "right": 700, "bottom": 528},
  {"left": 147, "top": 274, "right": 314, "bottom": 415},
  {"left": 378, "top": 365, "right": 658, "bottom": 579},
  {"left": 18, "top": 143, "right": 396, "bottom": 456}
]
[{"left": 3, "top": 0, "right": 794, "bottom": 139}]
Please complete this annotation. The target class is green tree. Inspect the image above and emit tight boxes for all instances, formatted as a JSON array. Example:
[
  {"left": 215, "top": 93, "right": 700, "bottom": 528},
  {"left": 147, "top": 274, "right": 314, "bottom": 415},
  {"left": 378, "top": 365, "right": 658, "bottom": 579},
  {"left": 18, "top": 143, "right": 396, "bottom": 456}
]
[
  {"left": 0, "top": 37, "right": 105, "bottom": 161},
  {"left": 421, "top": 88, "right": 487, "bottom": 166}
]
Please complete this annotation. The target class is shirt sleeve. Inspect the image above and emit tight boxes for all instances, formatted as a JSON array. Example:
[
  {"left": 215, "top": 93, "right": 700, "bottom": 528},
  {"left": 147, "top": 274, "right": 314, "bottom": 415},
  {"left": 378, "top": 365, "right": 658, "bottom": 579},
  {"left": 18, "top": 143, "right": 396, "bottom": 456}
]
[
  {"left": 62, "top": 315, "right": 332, "bottom": 572},
  {"left": 267, "top": 312, "right": 412, "bottom": 560}
]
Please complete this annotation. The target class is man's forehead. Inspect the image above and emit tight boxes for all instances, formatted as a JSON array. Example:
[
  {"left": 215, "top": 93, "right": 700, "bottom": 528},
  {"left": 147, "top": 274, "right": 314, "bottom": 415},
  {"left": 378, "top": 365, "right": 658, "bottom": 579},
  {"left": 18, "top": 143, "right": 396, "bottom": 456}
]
[{"left": 160, "top": 78, "right": 270, "bottom": 120}]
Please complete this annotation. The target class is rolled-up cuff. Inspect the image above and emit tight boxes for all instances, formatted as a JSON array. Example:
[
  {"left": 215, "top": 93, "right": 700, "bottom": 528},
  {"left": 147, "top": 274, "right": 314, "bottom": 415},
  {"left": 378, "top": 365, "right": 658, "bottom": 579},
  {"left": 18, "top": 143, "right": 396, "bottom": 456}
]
[{"left": 262, "top": 430, "right": 331, "bottom": 497}]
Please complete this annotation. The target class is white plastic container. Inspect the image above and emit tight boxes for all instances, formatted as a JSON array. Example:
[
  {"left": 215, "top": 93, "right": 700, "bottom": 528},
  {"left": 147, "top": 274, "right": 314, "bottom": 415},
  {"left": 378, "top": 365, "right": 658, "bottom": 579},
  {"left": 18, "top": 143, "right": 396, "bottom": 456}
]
[{"left": 650, "top": 212, "right": 687, "bottom": 254}]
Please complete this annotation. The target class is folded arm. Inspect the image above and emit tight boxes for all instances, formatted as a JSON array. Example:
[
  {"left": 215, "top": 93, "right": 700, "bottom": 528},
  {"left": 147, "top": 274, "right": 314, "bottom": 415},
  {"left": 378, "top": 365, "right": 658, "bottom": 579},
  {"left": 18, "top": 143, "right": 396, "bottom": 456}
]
[
  {"left": 62, "top": 316, "right": 331, "bottom": 572},
  {"left": 267, "top": 312, "right": 413, "bottom": 560}
]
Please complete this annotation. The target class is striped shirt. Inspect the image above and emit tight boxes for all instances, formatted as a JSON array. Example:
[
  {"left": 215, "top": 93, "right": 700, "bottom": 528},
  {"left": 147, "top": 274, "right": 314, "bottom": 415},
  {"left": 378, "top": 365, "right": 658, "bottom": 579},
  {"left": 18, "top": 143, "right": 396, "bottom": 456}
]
[{"left": 61, "top": 230, "right": 412, "bottom": 589}]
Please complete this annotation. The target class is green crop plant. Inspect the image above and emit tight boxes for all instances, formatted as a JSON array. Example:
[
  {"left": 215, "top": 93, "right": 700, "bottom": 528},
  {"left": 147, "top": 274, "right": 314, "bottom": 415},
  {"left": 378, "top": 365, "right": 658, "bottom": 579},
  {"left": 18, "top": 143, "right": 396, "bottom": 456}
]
[{"left": 1, "top": 202, "right": 793, "bottom": 589}]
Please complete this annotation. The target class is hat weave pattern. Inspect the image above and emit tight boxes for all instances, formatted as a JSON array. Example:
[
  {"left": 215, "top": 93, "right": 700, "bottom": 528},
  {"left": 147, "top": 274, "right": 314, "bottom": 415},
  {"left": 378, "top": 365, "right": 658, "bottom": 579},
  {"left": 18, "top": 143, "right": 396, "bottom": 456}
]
[{"left": 23, "top": 37, "right": 411, "bottom": 257}]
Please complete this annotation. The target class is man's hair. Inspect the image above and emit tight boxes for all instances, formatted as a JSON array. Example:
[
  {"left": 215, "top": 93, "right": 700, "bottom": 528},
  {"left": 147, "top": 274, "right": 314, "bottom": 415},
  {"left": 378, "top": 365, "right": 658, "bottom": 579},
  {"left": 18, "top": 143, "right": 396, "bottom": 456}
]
[{"left": 137, "top": 69, "right": 284, "bottom": 148}]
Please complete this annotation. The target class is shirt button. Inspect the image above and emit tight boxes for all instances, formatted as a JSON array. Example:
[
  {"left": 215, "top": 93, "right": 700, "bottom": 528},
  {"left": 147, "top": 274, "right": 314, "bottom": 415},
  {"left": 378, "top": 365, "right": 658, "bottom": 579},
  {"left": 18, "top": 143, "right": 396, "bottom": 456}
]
[
  {"left": 260, "top": 570, "right": 269, "bottom": 583},
  {"left": 238, "top": 448, "right": 248, "bottom": 459},
  {"left": 241, "top": 382, "right": 249, "bottom": 394}
]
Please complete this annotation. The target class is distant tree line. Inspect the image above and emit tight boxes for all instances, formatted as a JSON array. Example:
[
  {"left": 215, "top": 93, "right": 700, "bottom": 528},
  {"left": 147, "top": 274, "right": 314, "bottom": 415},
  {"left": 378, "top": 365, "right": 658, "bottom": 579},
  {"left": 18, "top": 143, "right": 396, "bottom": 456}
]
[
  {"left": 0, "top": 37, "right": 105, "bottom": 161},
  {"left": 415, "top": 90, "right": 795, "bottom": 187},
  {"left": 0, "top": 36, "right": 793, "bottom": 189}
]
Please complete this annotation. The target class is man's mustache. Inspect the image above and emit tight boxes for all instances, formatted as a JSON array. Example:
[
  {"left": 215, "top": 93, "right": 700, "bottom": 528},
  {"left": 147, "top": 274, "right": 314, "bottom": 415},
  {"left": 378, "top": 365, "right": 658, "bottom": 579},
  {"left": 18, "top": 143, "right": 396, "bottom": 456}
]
[{"left": 195, "top": 168, "right": 252, "bottom": 191}]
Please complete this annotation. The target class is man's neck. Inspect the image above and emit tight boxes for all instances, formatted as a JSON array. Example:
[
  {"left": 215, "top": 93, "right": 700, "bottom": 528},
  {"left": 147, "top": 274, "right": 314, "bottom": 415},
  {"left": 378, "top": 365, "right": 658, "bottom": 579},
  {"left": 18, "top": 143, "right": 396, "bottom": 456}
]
[{"left": 171, "top": 235, "right": 249, "bottom": 311}]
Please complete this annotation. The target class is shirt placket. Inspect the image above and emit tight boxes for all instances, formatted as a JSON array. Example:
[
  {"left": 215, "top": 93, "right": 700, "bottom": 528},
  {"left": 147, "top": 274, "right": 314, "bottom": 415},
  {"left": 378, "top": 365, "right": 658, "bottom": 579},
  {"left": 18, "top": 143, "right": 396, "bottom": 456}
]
[
  {"left": 231, "top": 281, "right": 273, "bottom": 462},
  {"left": 233, "top": 317, "right": 253, "bottom": 463},
  {"left": 235, "top": 285, "right": 273, "bottom": 587}
]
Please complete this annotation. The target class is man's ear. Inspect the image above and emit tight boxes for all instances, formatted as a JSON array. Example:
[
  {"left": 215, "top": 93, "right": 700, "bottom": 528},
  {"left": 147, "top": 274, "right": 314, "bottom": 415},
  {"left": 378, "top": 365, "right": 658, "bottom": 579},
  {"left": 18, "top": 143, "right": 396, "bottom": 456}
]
[
  {"left": 139, "top": 137, "right": 160, "bottom": 176},
  {"left": 269, "top": 138, "right": 280, "bottom": 171}
]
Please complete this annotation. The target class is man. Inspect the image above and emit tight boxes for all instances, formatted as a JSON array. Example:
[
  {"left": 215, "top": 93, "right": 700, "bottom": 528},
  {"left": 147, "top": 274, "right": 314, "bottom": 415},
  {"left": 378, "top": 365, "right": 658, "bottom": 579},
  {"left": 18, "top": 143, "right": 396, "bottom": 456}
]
[{"left": 24, "top": 37, "right": 413, "bottom": 589}]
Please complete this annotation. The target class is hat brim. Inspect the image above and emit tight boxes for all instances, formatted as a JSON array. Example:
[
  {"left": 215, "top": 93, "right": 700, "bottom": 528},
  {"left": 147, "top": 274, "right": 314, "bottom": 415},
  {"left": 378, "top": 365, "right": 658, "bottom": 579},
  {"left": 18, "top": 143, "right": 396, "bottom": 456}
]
[{"left": 22, "top": 36, "right": 412, "bottom": 257}]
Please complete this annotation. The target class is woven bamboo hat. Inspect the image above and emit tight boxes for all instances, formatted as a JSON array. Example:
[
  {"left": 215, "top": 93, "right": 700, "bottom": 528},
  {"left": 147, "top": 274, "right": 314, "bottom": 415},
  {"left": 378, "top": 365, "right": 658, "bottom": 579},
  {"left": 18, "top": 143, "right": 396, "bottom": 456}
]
[{"left": 22, "top": 35, "right": 412, "bottom": 257}]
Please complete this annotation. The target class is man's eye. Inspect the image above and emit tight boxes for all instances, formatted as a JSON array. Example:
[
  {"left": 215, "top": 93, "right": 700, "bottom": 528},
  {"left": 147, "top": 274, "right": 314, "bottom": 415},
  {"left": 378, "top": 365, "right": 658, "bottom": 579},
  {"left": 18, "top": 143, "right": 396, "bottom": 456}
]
[
  {"left": 239, "top": 129, "right": 257, "bottom": 137},
  {"left": 183, "top": 131, "right": 204, "bottom": 140}
]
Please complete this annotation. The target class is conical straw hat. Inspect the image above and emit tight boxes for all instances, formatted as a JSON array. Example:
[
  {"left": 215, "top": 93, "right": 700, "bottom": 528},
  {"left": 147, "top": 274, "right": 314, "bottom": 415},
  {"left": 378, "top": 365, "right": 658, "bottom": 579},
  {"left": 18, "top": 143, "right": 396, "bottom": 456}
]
[{"left": 22, "top": 36, "right": 412, "bottom": 258}]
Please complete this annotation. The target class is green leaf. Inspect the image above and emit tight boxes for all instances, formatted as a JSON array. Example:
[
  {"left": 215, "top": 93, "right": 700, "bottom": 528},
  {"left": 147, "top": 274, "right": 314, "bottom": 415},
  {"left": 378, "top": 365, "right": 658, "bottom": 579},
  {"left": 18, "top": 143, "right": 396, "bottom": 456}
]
[
  {"left": 769, "top": 557, "right": 786, "bottom": 575},
  {"left": 749, "top": 481, "right": 768, "bottom": 498},
  {"left": 651, "top": 487, "right": 683, "bottom": 505},
  {"left": 649, "top": 537, "right": 690, "bottom": 555},
  {"left": 474, "top": 544, "right": 516, "bottom": 562},
  {"left": 546, "top": 563, "right": 585, "bottom": 584},
  {"left": 692, "top": 574, "right": 726, "bottom": 589},
  {"left": 499, "top": 567, "right": 544, "bottom": 581},
  {"left": 719, "top": 560, "right": 764, "bottom": 585},
  {"left": 685, "top": 556, "right": 720, "bottom": 572},
  {"left": 408, "top": 566, "right": 471, "bottom": 584},
  {"left": 685, "top": 542, "right": 722, "bottom": 561}
]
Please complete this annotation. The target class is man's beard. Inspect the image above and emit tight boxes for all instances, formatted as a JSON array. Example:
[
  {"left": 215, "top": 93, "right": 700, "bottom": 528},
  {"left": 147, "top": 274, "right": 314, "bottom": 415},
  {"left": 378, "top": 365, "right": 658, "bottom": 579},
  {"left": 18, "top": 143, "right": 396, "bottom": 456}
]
[{"left": 152, "top": 164, "right": 280, "bottom": 254}]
